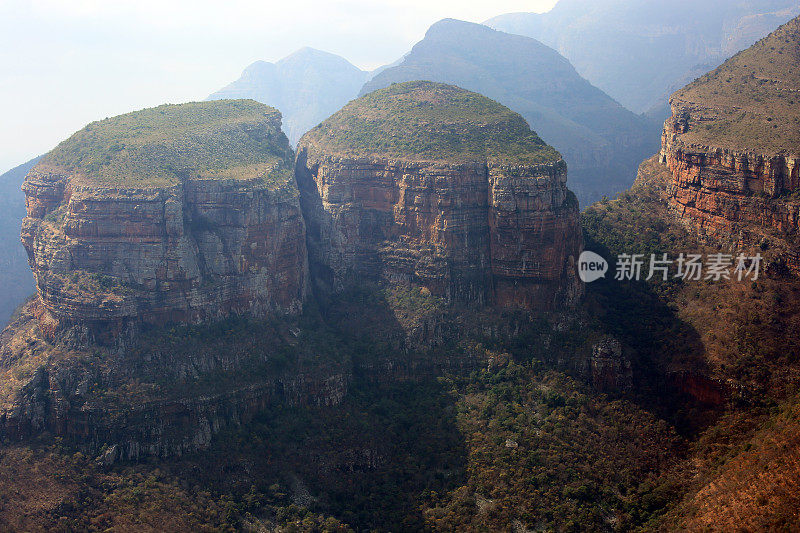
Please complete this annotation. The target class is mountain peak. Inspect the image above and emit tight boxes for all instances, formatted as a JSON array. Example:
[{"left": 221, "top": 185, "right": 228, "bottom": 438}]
[
  {"left": 425, "top": 17, "right": 504, "bottom": 39},
  {"left": 209, "top": 48, "right": 367, "bottom": 145},
  {"left": 278, "top": 46, "right": 360, "bottom": 69},
  {"left": 359, "top": 17, "right": 655, "bottom": 206}
]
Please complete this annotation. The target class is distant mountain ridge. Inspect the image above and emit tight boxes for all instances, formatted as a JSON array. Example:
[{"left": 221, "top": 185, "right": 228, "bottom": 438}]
[
  {"left": 209, "top": 47, "right": 370, "bottom": 145},
  {"left": 0, "top": 157, "right": 39, "bottom": 327},
  {"left": 361, "top": 18, "right": 659, "bottom": 206},
  {"left": 486, "top": 0, "right": 800, "bottom": 116}
]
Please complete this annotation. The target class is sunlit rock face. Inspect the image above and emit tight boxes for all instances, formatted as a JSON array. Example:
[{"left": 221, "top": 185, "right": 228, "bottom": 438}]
[
  {"left": 661, "top": 16, "right": 800, "bottom": 272},
  {"left": 297, "top": 81, "right": 582, "bottom": 310},
  {"left": 21, "top": 100, "right": 308, "bottom": 336}
]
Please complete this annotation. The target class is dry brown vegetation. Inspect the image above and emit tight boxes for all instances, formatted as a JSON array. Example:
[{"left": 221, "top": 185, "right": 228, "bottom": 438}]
[
  {"left": 672, "top": 15, "right": 800, "bottom": 154},
  {"left": 584, "top": 155, "right": 800, "bottom": 530}
]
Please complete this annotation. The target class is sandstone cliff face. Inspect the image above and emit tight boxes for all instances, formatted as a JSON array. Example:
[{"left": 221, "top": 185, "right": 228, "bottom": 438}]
[
  {"left": 298, "top": 81, "right": 582, "bottom": 311},
  {"left": 297, "top": 155, "right": 492, "bottom": 303},
  {"left": 20, "top": 101, "right": 308, "bottom": 336},
  {"left": 2, "top": 86, "right": 585, "bottom": 460},
  {"left": 662, "top": 111, "right": 800, "bottom": 245},
  {"left": 660, "top": 16, "right": 800, "bottom": 270},
  {"left": 488, "top": 162, "right": 582, "bottom": 309}
]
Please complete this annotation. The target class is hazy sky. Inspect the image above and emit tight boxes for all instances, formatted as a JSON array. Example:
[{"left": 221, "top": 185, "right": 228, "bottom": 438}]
[{"left": 0, "top": 0, "right": 558, "bottom": 174}]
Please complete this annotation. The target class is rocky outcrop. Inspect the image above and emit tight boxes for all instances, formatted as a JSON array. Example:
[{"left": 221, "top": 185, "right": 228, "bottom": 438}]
[
  {"left": 660, "top": 16, "right": 800, "bottom": 270},
  {"left": 662, "top": 113, "right": 800, "bottom": 240},
  {"left": 20, "top": 101, "right": 308, "bottom": 338},
  {"left": 2, "top": 86, "right": 584, "bottom": 461},
  {"left": 587, "top": 337, "right": 632, "bottom": 392},
  {"left": 298, "top": 81, "right": 582, "bottom": 311}
]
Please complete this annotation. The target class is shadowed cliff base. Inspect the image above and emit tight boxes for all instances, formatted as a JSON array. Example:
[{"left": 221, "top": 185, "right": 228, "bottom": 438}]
[{"left": 0, "top": 284, "right": 689, "bottom": 530}]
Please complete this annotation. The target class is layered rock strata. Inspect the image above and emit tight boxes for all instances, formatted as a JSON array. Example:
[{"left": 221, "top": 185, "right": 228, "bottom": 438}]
[
  {"left": 20, "top": 101, "right": 308, "bottom": 335},
  {"left": 661, "top": 16, "right": 800, "bottom": 269},
  {"left": 297, "top": 81, "right": 582, "bottom": 310}
]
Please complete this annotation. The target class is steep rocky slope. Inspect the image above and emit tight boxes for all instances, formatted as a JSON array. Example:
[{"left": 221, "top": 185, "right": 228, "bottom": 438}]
[
  {"left": 661, "top": 15, "right": 800, "bottom": 272},
  {"left": 208, "top": 48, "right": 369, "bottom": 145},
  {"left": 0, "top": 157, "right": 39, "bottom": 327},
  {"left": 360, "top": 19, "right": 658, "bottom": 207},
  {"left": 20, "top": 100, "right": 308, "bottom": 338},
  {"left": 297, "top": 81, "right": 582, "bottom": 310},
  {"left": 581, "top": 150, "right": 800, "bottom": 530},
  {"left": 582, "top": 24, "right": 800, "bottom": 514},
  {"left": 487, "top": 0, "right": 800, "bottom": 115}
]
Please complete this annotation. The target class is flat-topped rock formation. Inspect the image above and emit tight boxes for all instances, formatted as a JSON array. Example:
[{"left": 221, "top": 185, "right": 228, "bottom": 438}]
[
  {"left": 21, "top": 100, "right": 308, "bottom": 337},
  {"left": 661, "top": 15, "right": 800, "bottom": 270},
  {"left": 297, "top": 81, "right": 582, "bottom": 310}
]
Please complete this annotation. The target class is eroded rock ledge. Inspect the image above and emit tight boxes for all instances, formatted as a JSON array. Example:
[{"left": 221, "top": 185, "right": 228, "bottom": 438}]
[{"left": 662, "top": 104, "right": 800, "bottom": 273}]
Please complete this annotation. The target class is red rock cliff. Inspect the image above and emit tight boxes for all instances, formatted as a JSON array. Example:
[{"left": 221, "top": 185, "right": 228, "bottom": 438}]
[
  {"left": 661, "top": 16, "right": 800, "bottom": 270},
  {"left": 297, "top": 81, "right": 582, "bottom": 310},
  {"left": 20, "top": 101, "right": 308, "bottom": 336}
]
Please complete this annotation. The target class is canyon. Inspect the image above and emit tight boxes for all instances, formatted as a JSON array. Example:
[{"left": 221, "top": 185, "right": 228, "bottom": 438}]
[
  {"left": 3, "top": 14, "right": 800, "bottom": 528},
  {"left": 1, "top": 84, "right": 584, "bottom": 461}
]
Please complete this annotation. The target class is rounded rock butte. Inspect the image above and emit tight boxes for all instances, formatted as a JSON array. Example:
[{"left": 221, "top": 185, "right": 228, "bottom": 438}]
[
  {"left": 20, "top": 100, "right": 308, "bottom": 338},
  {"left": 295, "top": 80, "right": 583, "bottom": 310}
]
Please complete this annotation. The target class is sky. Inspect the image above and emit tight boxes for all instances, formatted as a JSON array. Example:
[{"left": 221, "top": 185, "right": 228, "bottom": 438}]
[{"left": 0, "top": 0, "right": 558, "bottom": 174}]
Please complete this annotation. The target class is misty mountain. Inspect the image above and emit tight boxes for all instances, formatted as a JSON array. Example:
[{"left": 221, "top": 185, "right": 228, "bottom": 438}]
[
  {"left": 209, "top": 47, "right": 370, "bottom": 145},
  {"left": 486, "top": 0, "right": 800, "bottom": 116},
  {"left": 0, "top": 157, "right": 39, "bottom": 327},
  {"left": 361, "top": 18, "right": 659, "bottom": 207}
]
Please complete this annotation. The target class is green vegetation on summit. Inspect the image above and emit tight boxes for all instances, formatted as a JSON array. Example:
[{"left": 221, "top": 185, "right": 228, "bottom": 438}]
[
  {"left": 42, "top": 100, "right": 295, "bottom": 188},
  {"left": 301, "top": 81, "right": 560, "bottom": 165},
  {"left": 672, "top": 15, "right": 800, "bottom": 154}
]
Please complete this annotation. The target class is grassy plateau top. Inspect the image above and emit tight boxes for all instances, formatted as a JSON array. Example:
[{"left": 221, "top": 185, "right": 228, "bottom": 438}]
[
  {"left": 671, "top": 15, "right": 800, "bottom": 155},
  {"left": 40, "top": 100, "right": 295, "bottom": 188},
  {"left": 300, "top": 81, "right": 561, "bottom": 165}
]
